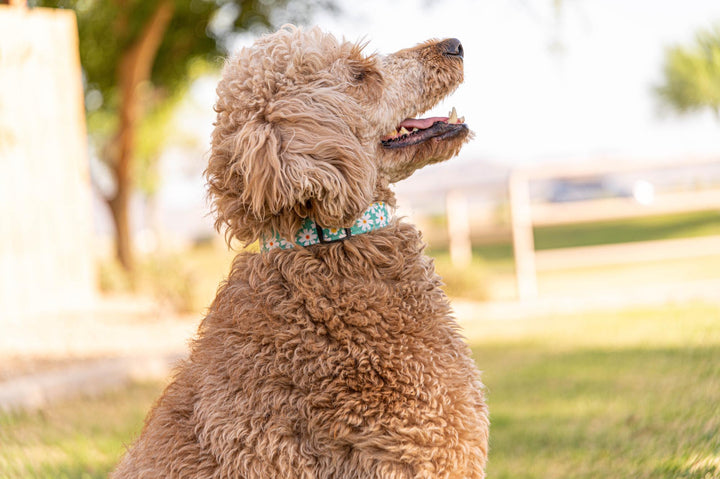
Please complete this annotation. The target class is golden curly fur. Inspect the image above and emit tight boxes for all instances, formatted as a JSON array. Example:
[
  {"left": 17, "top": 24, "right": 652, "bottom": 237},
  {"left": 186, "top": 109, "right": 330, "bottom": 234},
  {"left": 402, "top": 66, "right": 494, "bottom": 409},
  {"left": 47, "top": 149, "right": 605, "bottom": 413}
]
[{"left": 112, "top": 25, "right": 488, "bottom": 478}]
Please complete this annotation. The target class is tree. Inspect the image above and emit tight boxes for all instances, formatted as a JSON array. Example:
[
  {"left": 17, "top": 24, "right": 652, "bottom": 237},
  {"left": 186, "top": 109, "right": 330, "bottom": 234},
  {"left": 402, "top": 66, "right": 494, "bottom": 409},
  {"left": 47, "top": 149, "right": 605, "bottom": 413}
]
[
  {"left": 656, "top": 25, "right": 720, "bottom": 120},
  {"left": 34, "top": 0, "right": 334, "bottom": 272}
]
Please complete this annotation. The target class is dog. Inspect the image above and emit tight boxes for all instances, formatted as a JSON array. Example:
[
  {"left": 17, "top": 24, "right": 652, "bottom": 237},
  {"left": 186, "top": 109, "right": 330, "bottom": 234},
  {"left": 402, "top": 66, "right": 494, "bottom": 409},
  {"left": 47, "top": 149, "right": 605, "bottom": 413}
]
[{"left": 112, "top": 25, "right": 488, "bottom": 478}]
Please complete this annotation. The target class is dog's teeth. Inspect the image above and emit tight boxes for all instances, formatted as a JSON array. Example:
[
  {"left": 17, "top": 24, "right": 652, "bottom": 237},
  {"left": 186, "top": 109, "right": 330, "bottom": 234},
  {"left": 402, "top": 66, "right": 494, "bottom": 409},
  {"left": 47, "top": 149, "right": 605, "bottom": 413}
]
[
  {"left": 387, "top": 129, "right": 398, "bottom": 137},
  {"left": 448, "top": 107, "right": 458, "bottom": 124},
  {"left": 399, "top": 126, "right": 410, "bottom": 136},
  {"left": 458, "top": 116, "right": 465, "bottom": 124},
  {"left": 412, "top": 128, "right": 419, "bottom": 132}
]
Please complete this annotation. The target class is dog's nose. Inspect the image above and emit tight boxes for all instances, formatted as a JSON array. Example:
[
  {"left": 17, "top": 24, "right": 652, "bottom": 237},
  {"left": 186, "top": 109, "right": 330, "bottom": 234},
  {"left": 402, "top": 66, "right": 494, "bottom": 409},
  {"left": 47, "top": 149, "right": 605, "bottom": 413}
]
[{"left": 444, "top": 38, "right": 464, "bottom": 58}]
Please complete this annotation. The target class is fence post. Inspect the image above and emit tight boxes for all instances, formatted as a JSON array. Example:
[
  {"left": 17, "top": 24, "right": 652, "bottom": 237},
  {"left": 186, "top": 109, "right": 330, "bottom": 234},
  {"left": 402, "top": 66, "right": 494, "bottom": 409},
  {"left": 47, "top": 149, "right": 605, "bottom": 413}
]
[
  {"left": 509, "top": 170, "right": 538, "bottom": 301},
  {"left": 446, "top": 190, "right": 472, "bottom": 268}
]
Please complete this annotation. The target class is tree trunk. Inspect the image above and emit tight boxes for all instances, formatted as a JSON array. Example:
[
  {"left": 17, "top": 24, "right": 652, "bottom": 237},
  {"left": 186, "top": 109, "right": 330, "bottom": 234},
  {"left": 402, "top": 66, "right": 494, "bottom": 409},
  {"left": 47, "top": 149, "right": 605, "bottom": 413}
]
[
  {"left": 106, "top": 0, "right": 174, "bottom": 272},
  {"left": 108, "top": 188, "right": 133, "bottom": 272}
]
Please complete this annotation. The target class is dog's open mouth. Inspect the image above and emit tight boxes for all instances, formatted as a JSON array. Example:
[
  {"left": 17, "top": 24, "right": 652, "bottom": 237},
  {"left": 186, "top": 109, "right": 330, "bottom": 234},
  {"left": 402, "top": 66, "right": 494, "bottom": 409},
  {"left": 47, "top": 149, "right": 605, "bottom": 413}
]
[{"left": 380, "top": 107, "right": 467, "bottom": 149}]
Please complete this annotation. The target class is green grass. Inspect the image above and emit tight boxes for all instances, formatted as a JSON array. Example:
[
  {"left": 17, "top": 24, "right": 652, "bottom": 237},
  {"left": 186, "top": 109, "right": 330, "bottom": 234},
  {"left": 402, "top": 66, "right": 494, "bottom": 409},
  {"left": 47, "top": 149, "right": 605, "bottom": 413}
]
[
  {"left": 432, "top": 254, "right": 492, "bottom": 300},
  {"left": 532, "top": 210, "right": 720, "bottom": 251},
  {"left": 428, "top": 210, "right": 720, "bottom": 268},
  {"left": 470, "top": 302, "right": 720, "bottom": 478},
  {"left": 0, "top": 382, "right": 164, "bottom": 479},
  {"left": 99, "top": 243, "right": 237, "bottom": 313},
  {"left": 2, "top": 302, "right": 719, "bottom": 478}
]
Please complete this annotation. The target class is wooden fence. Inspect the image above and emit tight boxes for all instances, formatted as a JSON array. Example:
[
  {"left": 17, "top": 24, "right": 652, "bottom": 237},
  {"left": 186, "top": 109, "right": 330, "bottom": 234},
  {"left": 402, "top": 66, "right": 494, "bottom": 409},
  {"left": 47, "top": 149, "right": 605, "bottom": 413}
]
[{"left": 509, "top": 157, "right": 720, "bottom": 301}]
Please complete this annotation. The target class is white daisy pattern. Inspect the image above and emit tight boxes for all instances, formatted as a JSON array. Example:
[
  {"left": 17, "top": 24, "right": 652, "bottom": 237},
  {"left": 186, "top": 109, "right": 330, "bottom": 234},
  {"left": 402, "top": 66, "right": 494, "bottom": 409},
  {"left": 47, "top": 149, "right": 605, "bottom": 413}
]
[
  {"left": 296, "top": 227, "right": 318, "bottom": 246},
  {"left": 355, "top": 213, "right": 374, "bottom": 232},
  {"left": 375, "top": 208, "right": 388, "bottom": 227},
  {"left": 261, "top": 202, "right": 391, "bottom": 252},
  {"left": 264, "top": 238, "right": 279, "bottom": 250},
  {"left": 322, "top": 227, "right": 347, "bottom": 241},
  {"left": 262, "top": 233, "right": 294, "bottom": 252}
]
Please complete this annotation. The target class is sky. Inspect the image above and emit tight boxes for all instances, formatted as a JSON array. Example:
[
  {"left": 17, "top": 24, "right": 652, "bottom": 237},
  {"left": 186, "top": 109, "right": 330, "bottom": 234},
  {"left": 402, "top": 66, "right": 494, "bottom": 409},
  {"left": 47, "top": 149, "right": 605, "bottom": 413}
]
[
  {"left": 149, "top": 0, "right": 720, "bottom": 240},
  {"left": 308, "top": 0, "right": 720, "bottom": 163}
]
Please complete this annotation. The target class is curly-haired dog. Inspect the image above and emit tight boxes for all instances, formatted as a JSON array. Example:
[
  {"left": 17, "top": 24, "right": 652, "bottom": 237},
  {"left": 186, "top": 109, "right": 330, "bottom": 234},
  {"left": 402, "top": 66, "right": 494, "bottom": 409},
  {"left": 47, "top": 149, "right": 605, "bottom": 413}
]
[{"left": 112, "top": 26, "right": 488, "bottom": 478}]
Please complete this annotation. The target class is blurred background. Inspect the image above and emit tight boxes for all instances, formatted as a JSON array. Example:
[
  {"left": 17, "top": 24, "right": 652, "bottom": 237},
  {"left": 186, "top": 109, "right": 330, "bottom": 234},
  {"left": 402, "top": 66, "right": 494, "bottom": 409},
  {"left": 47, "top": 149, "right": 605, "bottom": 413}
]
[{"left": 1, "top": 0, "right": 719, "bottom": 478}]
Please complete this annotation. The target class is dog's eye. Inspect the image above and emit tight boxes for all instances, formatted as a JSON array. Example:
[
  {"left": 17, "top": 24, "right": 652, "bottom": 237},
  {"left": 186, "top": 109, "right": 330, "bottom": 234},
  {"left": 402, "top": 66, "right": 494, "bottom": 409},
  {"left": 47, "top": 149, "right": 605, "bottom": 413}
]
[{"left": 353, "top": 71, "right": 366, "bottom": 82}]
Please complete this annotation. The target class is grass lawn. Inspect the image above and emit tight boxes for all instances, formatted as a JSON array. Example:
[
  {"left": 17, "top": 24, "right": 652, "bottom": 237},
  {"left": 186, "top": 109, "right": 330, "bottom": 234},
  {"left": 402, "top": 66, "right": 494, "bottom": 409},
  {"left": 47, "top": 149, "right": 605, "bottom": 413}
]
[
  {"left": 0, "top": 382, "right": 163, "bottom": 479},
  {"left": 470, "top": 301, "right": 720, "bottom": 479},
  {"left": 429, "top": 209, "right": 720, "bottom": 269},
  {"left": 2, "top": 301, "right": 719, "bottom": 478}
]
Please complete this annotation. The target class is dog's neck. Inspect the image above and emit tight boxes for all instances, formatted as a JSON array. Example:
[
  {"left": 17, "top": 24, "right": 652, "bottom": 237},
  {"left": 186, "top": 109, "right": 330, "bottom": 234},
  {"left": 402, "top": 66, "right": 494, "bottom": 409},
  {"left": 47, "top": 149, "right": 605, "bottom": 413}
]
[{"left": 261, "top": 202, "right": 393, "bottom": 252}]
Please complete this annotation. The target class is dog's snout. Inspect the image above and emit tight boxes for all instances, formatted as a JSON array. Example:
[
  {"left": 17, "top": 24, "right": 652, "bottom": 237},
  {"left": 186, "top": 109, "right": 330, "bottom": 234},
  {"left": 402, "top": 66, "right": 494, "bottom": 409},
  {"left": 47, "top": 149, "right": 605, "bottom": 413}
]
[{"left": 443, "top": 38, "right": 464, "bottom": 59}]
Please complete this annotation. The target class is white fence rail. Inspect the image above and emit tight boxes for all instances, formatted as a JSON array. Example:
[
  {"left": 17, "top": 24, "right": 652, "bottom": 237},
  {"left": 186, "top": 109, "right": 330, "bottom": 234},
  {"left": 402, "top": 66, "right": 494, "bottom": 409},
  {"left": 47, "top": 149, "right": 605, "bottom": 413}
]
[{"left": 509, "top": 158, "right": 720, "bottom": 301}]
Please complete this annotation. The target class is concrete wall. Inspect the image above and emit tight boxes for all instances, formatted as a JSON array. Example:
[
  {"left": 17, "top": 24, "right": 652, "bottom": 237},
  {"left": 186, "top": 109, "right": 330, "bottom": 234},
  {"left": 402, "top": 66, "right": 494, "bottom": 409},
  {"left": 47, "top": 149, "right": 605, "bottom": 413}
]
[{"left": 0, "top": 6, "right": 96, "bottom": 321}]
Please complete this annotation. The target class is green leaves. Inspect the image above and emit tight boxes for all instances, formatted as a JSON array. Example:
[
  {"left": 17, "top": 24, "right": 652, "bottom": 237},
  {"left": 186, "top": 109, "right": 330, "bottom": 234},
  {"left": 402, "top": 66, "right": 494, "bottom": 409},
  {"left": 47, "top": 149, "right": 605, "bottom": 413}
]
[
  {"left": 30, "top": 0, "right": 334, "bottom": 185},
  {"left": 26, "top": 0, "right": 336, "bottom": 269},
  {"left": 657, "top": 25, "right": 720, "bottom": 118}
]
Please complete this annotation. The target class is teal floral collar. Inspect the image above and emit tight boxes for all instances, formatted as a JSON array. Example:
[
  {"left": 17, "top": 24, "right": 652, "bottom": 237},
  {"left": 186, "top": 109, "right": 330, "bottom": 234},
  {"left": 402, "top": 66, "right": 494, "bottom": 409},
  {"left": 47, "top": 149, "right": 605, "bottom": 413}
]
[{"left": 261, "top": 202, "right": 391, "bottom": 252}]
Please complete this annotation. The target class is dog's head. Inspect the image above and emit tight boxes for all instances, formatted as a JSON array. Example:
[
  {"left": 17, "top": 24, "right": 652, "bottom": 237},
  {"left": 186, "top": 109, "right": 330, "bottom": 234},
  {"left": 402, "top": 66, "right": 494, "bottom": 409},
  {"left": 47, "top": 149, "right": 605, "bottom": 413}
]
[{"left": 207, "top": 26, "right": 469, "bottom": 245}]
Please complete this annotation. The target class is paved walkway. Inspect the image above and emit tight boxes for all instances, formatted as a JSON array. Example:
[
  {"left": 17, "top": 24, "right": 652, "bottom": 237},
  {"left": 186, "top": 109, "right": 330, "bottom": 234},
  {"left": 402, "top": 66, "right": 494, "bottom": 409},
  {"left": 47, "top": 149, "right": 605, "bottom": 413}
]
[
  {"left": 0, "top": 296, "right": 197, "bottom": 412},
  {"left": 0, "top": 354, "right": 183, "bottom": 412},
  {"left": 2, "top": 282, "right": 719, "bottom": 413},
  {"left": 0, "top": 296, "right": 197, "bottom": 365}
]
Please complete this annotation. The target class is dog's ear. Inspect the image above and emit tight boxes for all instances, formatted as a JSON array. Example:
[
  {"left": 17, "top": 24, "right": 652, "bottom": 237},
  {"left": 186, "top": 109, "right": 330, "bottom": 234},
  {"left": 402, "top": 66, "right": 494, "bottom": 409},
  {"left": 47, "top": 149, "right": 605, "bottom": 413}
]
[
  {"left": 206, "top": 118, "right": 286, "bottom": 245},
  {"left": 269, "top": 88, "right": 377, "bottom": 233},
  {"left": 207, "top": 88, "right": 376, "bottom": 246}
]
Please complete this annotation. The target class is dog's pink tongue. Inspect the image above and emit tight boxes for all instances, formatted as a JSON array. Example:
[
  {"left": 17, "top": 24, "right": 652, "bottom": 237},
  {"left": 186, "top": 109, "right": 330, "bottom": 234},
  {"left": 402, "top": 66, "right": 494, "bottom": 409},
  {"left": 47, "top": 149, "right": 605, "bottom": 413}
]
[{"left": 400, "top": 117, "right": 448, "bottom": 129}]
